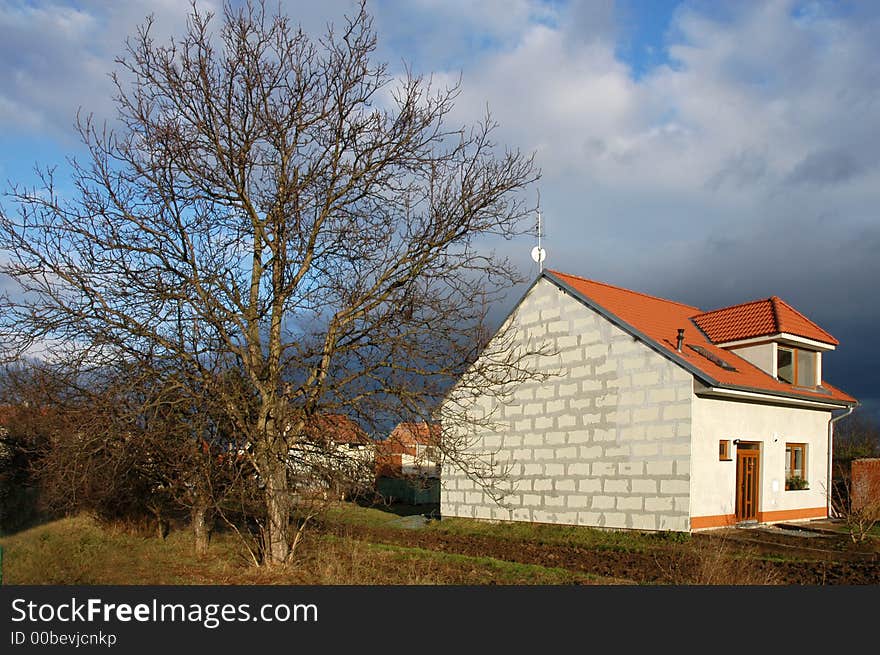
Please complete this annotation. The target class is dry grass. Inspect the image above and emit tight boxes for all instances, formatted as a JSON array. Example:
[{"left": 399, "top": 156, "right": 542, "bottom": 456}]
[
  {"left": 655, "top": 534, "right": 782, "bottom": 585},
  {"left": 292, "top": 533, "right": 605, "bottom": 584},
  {"left": 0, "top": 514, "right": 598, "bottom": 585},
  {"left": 0, "top": 514, "right": 251, "bottom": 585},
  {"left": 3, "top": 506, "right": 816, "bottom": 585}
]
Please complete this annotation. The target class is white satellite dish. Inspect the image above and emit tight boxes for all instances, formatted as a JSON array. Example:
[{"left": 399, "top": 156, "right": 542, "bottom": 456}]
[{"left": 530, "top": 246, "right": 546, "bottom": 263}]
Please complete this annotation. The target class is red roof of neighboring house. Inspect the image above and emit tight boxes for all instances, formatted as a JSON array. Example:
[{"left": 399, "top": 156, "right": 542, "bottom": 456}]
[
  {"left": 692, "top": 296, "right": 838, "bottom": 345},
  {"left": 546, "top": 270, "right": 855, "bottom": 406},
  {"left": 304, "top": 414, "right": 370, "bottom": 444},
  {"left": 387, "top": 421, "right": 440, "bottom": 446}
]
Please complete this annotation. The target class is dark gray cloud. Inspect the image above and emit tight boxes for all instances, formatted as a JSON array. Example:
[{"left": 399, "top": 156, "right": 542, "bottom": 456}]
[
  {"left": 785, "top": 147, "right": 874, "bottom": 187},
  {"left": 706, "top": 148, "right": 769, "bottom": 190}
]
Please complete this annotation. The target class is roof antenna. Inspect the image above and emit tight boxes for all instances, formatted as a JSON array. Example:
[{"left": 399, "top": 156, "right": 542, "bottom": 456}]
[{"left": 530, "top": 190, "right": 547, "bottom": 273}]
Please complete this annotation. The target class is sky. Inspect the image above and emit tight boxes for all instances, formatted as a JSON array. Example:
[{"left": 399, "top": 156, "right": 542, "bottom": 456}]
[{"left": 0, "top": 0, "right": 878, "bottom": 417}]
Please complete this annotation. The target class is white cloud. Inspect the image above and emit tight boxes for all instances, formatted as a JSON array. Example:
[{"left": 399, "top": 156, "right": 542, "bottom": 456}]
[{"left": 0, "top": 1, "right": 217, "bottom": 135}]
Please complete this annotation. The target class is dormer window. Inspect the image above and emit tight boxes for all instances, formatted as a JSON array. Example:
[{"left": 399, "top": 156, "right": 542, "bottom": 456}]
[{"left": 777, "top": 346, "right": 816, "bottom": 387}]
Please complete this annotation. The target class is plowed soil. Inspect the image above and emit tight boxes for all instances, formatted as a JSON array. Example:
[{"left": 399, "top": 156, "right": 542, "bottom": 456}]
[{"left": 323, "top": 521, "right": 880, "bottom": 585}]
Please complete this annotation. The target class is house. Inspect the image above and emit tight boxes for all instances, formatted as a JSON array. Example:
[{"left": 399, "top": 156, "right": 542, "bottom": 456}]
[
  {"left": 375, "top": 421, "right": 441, "bottom": 505},
  {"left": 376, "top": 421, "right": 441, "bottom": 478},
  {"left": 287, "top": 413, "right": 376, "bottom": 498},
  {"left": 440, "top": 270, "right": 857, "bottom": 531}
]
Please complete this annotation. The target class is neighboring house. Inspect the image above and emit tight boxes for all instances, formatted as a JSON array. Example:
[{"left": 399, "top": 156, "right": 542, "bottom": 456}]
[
  {"left": 375, "top": 421, "right": 441, "bottom": 505},
  {"left": 376, "top": 421, "right": 441, "bottom": 478},
  {"left": 441, "top": 270, "right": 857, "bottom": 532},
  {"left": 288, "top": 413, "right": 376, "bottom": 498}
]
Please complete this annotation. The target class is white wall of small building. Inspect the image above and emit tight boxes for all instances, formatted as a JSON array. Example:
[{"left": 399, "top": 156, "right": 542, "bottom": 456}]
[{"left": 690, "top": 395, "right": 831, "bottom": 522}]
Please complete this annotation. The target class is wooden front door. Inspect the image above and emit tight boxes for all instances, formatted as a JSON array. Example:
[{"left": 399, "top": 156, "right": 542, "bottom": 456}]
[{"left": 736, "top": 448, "right": 760, "bottom": 522}]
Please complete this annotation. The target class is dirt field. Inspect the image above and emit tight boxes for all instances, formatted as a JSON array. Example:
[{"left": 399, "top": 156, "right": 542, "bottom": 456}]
[{"left": 321, "top": 511, "right": 880, "bottom": 585}]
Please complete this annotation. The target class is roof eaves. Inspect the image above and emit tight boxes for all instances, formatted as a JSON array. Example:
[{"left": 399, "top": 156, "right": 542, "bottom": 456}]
[
  {"left": 697, "top": 381, "right": 858, "bottom": 409},
  {"left": 542, "top": 271, "right": 719, "bottom": 387}
]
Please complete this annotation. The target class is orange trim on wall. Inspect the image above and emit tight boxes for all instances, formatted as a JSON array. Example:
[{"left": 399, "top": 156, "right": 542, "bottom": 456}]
[
  {"left": 757, "top": 507, "right": 826, "bottom": 522},
  {"left": 691, "top": 506, "right": 827, "bottom": 530},
  {"left": 690, "top": 514, "right": 736, "bottom": 529}
]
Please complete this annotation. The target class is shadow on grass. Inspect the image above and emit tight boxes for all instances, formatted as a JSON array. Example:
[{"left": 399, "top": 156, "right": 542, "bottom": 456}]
[
  {"left": 0, "top": 512, "right": 56, "bottom": 539},
  {"left": 357, "top": 497, "right": 440, "bottom": 520}
]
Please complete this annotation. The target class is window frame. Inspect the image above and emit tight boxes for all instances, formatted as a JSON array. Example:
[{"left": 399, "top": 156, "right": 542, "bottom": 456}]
[
  {"left": 784, "top": 442, "right": 808, "bottom": 490},
  {"left": 719, "top": 440, "right": 732, "bottom": 461},
  {"left": 777, "top": 346, "right": 817, "bottom": 387}
]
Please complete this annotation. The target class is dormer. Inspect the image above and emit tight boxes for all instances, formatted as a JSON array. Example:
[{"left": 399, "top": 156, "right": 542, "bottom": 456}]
[{"left": 691, "top": 296, "right": 838, "bottom": 389}]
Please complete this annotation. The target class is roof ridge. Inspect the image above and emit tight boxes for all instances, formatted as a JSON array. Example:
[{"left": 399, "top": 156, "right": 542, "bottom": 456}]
[
  {"left": 693, "top": 296, "right": 775, "bottom": 318},
  {"left": 769, "top": 296, "right": 782, "bottom": 334},
  {"left": 547, "top": 270, "right": 701, "bottom": 311}
]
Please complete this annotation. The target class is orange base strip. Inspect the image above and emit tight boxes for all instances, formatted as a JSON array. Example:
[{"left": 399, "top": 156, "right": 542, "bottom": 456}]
[
  {"left": 690, "top": 514, "right": 736, "bottom": 530},
  {"left": 690, "top": 507, "right": 827, "bottom": 530},
  {"left": 757, "top": 507, "right": 827, "bottom": 522}
]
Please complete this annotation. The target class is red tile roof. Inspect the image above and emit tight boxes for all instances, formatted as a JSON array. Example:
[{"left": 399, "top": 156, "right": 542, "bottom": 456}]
[
  {"left": 546, "top": 270, "right": 855, "bottom": 406},
  {"left": 304, "top": 414, "right": 370, "bottom": 444},
  {"left": 387, "top": 421, "right": 440, "bottom": 446},
  {"left": 692, "top": 297, "right": 838, "bottom": 345}
]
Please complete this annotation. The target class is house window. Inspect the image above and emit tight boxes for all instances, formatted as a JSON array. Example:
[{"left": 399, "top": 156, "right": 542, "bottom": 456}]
[
  {"left": 785, "top": 443, "right": 808, "bottom": 490},
  {"left": 719, "top": 440, "right": 732, "bottom": 461},
  {"left": 777, "top": 347, "right": 816, "bottom": 387}
]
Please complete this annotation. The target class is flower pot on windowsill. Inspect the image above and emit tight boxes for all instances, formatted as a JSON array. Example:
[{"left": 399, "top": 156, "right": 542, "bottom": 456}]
[{"left": 785, "top": 476, "right": 809, "bottom": 491}]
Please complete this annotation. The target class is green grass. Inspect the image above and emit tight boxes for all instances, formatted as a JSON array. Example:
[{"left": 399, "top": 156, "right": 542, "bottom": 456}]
[
  {"left": 322, "top": 502, "right": 414, "bottom": 529},
  {"left": 428, "top": 516, "right": 690, "bottom": 552},
  {"left": 0, "top": 513, "right": 625, "bottom": 585},
  {"left": 313, "top": 534, "right": 619, "bottom": 585},
  {"left": 324, "top": 501, "right": 690, "bottom": 553},
  {"left": 823, "top": 522, "right": 880, "bottom": 541}
]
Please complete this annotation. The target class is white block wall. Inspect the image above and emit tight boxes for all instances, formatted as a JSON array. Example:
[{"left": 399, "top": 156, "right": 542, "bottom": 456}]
[{"left": 440, "top": 278, "right": 693, "bottom": 531}]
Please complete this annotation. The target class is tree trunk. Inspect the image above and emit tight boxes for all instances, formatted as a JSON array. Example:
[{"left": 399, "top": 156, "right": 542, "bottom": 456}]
[
  {"left": 148, "top": 503, "right": 169, "bottom": 540},
  {"left": 256, "top": 406, "right": 291, "bottom": 565},
  {"left": 192, "top": 500, "right": 211, "bottom": 556},
  {"left": 262, "top": 455, "right": 290, "bottom": 564}
]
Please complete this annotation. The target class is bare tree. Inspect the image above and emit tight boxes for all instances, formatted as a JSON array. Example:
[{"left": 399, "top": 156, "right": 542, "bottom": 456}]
[
  {"left": 834, "top": 413, "right": 880, "bottom": 463},
  {"left": 0, "top": 1, "right": 539, "bottom": 564}
]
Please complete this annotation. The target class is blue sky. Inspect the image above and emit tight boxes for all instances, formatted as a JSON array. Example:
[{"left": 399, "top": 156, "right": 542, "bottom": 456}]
[{"left": 1, "top": 0, "right": 878, "bottom": 417}]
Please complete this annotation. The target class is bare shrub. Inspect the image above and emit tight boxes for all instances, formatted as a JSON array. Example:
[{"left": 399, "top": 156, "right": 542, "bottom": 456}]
[
  {"left": 831, "top": 463, "right": 880, "bottom": 543},
  {"left": 657, "top": 534, "right": 781, "bottom": 585}
]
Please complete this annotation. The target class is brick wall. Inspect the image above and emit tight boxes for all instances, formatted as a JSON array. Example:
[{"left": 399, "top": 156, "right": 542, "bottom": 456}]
[
  {"left": 851, "top": 458, "right": 880, "bottom": 511},
  {"left": 441, "top": 278, "right": 693, "bottom": 531}
]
